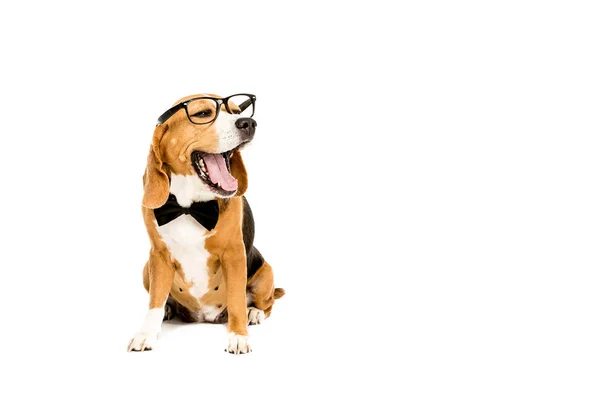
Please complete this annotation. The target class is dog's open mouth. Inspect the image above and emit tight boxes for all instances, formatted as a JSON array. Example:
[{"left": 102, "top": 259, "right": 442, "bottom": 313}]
[{"left": 192, "top": 150, "right": 237, "bottom": 194}]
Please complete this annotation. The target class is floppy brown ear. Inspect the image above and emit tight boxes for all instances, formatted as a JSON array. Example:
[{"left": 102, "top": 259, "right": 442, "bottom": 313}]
[
  {"left": 142, "top": 126, "right": 170, "bottom": 209},
  {"left": 230, "top": 149, "right": 248, "bottom": 196}
]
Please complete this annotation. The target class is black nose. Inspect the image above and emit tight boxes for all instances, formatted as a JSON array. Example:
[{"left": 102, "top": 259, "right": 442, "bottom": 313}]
[{"left": 235, "top": 117, "right": 257, "bottom": 138}]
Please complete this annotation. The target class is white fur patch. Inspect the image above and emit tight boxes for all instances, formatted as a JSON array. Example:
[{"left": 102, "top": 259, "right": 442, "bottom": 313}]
[
  {"left": 141, "top": 308, "right": 165, "bottom": 332},
  {"left": 227, "top": 333, "right": 251, "bottom": 354},
  {"left": 215, "top": 113, "right": 244, "bottom": 153},
  {"left": 128, "top": 332, "right": 158, "bottom": 352},
  {"left": 202, "top": 305, "right": 223, "bottom": 322},
  {"left": 169, "top": 173, "right": 216, "bottom": 206},
  {"left": 128, "top": 307, "right": 164, "bottom": 352},
  {"left": 247, "top": 307, "right": 265, "bottom": 325},
  {"left": 157, "top": 213, "right": 211, "bottom": 299}
]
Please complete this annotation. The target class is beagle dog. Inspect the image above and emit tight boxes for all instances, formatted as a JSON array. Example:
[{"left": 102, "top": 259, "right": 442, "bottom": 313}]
[{"left": 128, "top": 93, "right": 284, "bottom": 354}]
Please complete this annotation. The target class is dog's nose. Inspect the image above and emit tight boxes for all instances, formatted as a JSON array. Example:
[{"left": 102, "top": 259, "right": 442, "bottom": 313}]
[{"left": 235, "top": 117, "right": 257, "bottom": 138}]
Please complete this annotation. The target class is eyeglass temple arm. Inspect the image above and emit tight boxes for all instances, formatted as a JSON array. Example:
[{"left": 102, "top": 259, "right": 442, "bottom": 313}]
[
  {"left": 156, "top": 105, "right": 181, "bottom": 126},
  {"left": 238, "top": 98, "right": 253, "bottom": 112}
]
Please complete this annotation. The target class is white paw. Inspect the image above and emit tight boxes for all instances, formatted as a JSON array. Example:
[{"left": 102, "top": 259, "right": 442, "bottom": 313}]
[
  {"left": 226, "top": 333, "right": 251, "bottom": 354},
  {"left": 247, "top": 307, "right": 265, "bottom": 325},
  {"left": 127, "top": 332, "right": 158, "bottom": 352}
]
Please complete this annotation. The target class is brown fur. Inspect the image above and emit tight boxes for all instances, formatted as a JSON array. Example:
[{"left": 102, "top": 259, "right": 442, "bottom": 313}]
[{"left": 140, "top": 94, "right": 283, "bottom": 341}]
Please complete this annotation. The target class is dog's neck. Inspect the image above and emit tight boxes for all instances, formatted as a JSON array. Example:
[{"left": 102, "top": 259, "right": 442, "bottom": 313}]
[{"left": 169, "top": 173, "right": 216, "bottom": 207}]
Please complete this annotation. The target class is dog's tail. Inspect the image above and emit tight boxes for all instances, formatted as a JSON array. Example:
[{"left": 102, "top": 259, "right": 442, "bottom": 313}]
[{"left": 274, "top": 288, "right": 285, "bottom": 299}]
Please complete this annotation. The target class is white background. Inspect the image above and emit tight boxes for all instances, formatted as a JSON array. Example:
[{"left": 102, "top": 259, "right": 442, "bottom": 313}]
[{"left": 1, "top": 1, "right": 599, "bottom": 399}]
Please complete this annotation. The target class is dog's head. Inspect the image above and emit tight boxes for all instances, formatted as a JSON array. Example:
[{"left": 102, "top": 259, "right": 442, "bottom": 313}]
[{"left": 142, "top": 93, "right": 256, "bottom": 209}]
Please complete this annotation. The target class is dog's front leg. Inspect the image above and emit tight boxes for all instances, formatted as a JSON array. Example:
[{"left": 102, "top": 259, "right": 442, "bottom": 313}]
[
  {"left": 128, "top": 251, "right": 174, "bottom": 352},
  {"left": 222, "top": 246, "right": 250, "bottom": 354}
]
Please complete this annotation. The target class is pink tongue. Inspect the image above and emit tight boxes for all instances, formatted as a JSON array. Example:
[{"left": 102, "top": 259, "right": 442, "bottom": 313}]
[{"left": 202, "top": 153, "right": 238, "bottom": 191}]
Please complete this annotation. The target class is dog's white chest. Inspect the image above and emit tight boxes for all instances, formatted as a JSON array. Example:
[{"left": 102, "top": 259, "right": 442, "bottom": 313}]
[{"left": 156, "top": 214, "right": 211, "bottom": 299}]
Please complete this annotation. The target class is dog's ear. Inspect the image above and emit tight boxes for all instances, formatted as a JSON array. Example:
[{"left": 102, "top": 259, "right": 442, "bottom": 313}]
[
  {"left": 142, "top": 125, "right": 170, "bottom": 209},
  {"left": 230, "top": 149, "right": 248, "bottom": 196}
]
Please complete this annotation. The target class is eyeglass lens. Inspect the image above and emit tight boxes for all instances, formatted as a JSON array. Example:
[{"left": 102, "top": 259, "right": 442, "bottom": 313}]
[{"left": 186, "top": 95, "right": 254, "bottom": 124}]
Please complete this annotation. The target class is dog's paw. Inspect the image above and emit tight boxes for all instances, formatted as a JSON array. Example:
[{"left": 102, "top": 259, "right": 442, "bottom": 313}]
[
  {"left": 127, "top": 332, "right": 158, "bottom": 352},
  {"left": 163, "top": 304, "right": 173, "bottom": 321},
  {"left": 247, "top": 307, "right": 265, "bottom": 325},
  {"left": 226, "top": 333, "right": 251, "bottom": 354}
]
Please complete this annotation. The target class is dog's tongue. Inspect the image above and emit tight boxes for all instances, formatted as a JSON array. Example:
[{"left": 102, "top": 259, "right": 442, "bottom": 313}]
[{"left": 203, "top": 153, "right": 238, "bottom": 191}]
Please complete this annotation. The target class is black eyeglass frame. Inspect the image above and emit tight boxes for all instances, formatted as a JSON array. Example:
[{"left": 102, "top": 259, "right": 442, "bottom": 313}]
[{"left": 156, "top": 93, "right": 256, "bottom": 126}]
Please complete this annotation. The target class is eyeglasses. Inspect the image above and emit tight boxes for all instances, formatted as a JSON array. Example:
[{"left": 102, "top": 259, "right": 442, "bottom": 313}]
[{"left": 156, "top": 93, "right": 256, "bottom": 126}]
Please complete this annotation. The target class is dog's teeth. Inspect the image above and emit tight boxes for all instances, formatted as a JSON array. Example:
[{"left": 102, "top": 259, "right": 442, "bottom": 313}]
[{"left": 198, "top": 160, "right": 208, "bottom": 174}]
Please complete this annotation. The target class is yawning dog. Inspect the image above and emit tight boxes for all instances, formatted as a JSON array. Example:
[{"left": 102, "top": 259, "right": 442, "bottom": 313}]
[{"left": 128, "top": 93, "right": 284, "bottom": 354}]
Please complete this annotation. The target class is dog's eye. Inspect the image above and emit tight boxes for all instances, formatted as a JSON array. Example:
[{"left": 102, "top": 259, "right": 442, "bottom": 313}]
[{"left": 191, "top": 109, "right": 213, "bottom": 118}]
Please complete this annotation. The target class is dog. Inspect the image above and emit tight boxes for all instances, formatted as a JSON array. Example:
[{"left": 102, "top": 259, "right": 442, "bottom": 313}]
[{"left": 128, "top": 93, "right": 284, "bottom": 354}]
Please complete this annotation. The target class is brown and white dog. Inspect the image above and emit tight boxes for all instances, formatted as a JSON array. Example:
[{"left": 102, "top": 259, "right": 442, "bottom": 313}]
[{"left": 128, "top": 93, "right": 284, "bottom": 354}]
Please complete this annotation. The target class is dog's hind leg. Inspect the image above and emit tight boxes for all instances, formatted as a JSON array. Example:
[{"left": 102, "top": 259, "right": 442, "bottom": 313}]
[{"left": 246, "top": 260, "right": 284, "bottom": 324}]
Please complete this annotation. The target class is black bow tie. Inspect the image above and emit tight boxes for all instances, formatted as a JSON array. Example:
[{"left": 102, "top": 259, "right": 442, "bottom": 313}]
[{"left": 154, "top": 194, "right": 219, "bottom": 230}]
